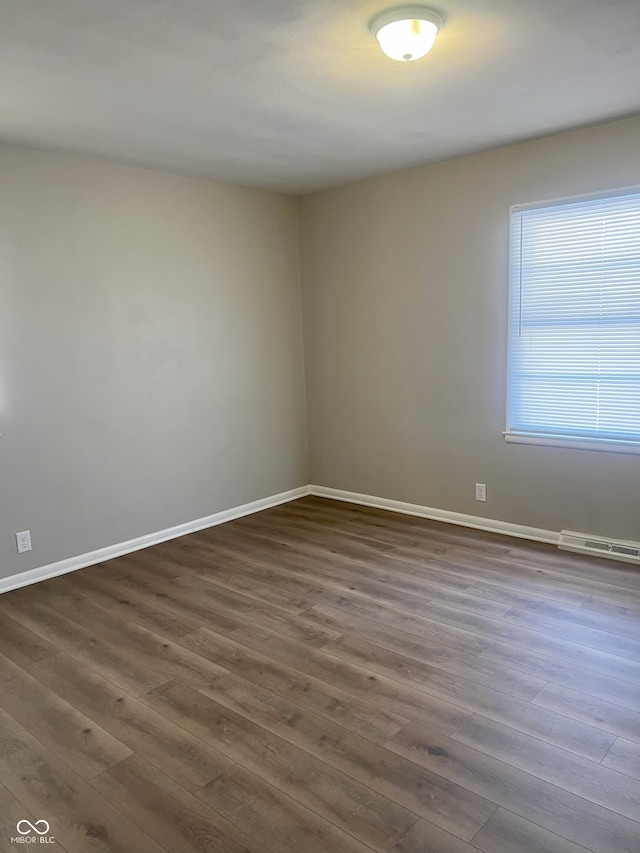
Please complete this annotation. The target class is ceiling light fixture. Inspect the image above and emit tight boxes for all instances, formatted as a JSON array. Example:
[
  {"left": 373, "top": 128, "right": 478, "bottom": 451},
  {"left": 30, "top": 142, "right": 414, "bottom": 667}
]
[{"left": 370, "top": 5, "right": 444, "bottom": 62}]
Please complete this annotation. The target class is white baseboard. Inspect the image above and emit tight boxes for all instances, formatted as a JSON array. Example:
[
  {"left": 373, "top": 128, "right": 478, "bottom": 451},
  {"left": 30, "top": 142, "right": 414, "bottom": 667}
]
[
  {"left": 309, "top": 485, "right": 559, "bottom": 545},
  {"left": 1, "top": 482, "right": 561, "bottom": 596},
  {"left": 0, "top": 485, "right": 310, "bottom": 595}
]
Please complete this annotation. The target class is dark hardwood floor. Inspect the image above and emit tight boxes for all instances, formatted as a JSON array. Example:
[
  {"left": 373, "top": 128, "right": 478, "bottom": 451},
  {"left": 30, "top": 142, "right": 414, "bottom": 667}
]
[{"left": 0, "top": 496, "right": 639, "bottom": 853}]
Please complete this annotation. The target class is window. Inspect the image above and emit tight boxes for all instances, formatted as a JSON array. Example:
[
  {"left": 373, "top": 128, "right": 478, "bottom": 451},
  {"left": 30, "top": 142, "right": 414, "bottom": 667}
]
[{"left": 506, "top": 187, "right": 640, "bottom": 453}]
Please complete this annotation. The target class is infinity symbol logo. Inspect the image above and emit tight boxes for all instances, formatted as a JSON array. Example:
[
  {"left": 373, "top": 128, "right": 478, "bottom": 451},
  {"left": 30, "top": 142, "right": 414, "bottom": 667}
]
[{"left": 16, "top": 820, "right": 50, "bottom": 836}]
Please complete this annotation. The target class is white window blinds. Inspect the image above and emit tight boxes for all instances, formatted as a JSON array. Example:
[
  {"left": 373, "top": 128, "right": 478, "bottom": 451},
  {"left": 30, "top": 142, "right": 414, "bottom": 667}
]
[{"left": 506, "top": 188, "right": 640, "bottom": 451}]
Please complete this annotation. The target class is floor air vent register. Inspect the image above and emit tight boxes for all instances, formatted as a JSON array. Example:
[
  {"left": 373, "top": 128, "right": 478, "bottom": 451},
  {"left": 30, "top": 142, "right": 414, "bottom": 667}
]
[{"left": 559, "top": 530, "right": 640, "bottom": 565}]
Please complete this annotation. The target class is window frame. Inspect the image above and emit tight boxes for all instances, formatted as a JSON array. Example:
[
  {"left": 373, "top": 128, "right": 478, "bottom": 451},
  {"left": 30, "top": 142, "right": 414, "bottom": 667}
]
[{"left": 504, "top": 185, "right": 640, "bottom": 456}]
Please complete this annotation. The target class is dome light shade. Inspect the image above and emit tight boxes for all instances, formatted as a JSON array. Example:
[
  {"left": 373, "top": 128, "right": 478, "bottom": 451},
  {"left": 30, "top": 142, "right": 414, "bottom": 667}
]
[{"left": 370, "top": 6, "right": 443, "bottom": 61}]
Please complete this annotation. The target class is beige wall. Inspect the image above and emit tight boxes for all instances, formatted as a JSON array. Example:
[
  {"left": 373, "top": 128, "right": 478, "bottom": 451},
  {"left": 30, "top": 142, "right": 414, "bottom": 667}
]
[
  {"left": 0, "top": 144, "right": 308, "bottom": 581},
  {"left": 299, "top": 116, "right": 640, "bottom": 541}
]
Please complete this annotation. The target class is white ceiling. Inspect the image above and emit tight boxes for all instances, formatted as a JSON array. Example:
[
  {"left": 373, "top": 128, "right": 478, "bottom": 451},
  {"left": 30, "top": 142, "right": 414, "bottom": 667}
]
[{"left": 1, "top": 0, "right": 640, "bottom": 194}]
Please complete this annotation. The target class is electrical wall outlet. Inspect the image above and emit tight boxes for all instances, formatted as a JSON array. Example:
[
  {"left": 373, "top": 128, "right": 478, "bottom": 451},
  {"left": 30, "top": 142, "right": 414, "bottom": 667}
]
[
  {"left": 16, "top": 530, "right": 32, "bottom": 554},
  {"left": 475, "top": 483, "right": 487, "bottom": 502}
]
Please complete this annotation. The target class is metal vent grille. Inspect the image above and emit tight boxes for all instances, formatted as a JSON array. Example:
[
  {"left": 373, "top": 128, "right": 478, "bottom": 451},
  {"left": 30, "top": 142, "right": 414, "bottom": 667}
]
[
  {"left": 610, "top": 545, "right": 640, "bottom": 557},
  {"left": 585, "top": 540, "right": 610, "bottom": 551}
]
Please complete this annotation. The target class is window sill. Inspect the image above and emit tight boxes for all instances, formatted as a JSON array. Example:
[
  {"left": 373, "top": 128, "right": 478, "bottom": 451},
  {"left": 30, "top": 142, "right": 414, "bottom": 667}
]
[{"left": 503, "top": 432, "right": 640, "bottom": 455}]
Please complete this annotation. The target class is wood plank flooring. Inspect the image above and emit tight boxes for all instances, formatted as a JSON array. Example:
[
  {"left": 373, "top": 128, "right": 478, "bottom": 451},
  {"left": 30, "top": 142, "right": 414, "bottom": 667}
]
[{"left": 0, "top": 496, "right": 639, "bottom": 853}]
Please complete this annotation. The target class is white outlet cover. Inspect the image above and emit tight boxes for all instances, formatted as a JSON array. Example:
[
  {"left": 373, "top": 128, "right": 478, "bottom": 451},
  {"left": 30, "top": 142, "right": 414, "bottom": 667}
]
[{"left": 16, "top": 530, "right": 32, "bottom": 553}]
